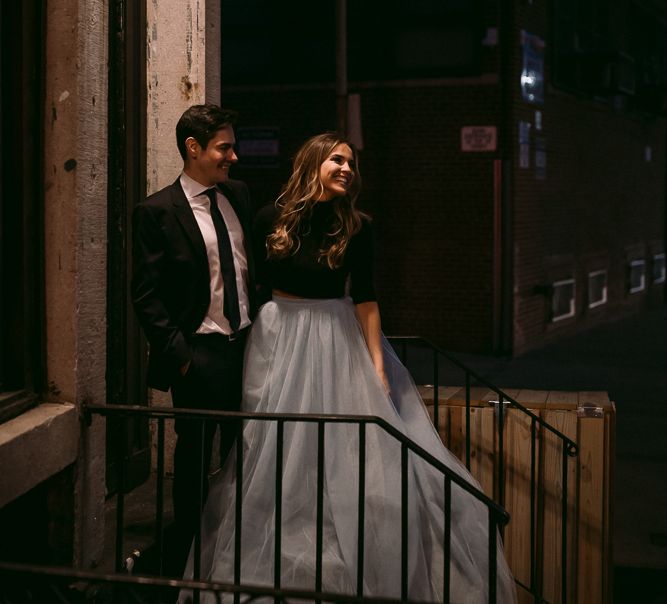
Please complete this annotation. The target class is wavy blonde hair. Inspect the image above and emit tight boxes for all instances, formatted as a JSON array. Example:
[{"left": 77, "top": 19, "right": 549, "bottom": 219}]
[{"left": 267, "top": 132, "right": 364, "bottom": 269}]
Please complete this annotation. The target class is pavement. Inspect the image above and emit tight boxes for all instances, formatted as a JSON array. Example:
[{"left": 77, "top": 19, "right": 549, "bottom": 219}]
[{"left": 106, "top": 306, "right": 667, "bottom": 603}]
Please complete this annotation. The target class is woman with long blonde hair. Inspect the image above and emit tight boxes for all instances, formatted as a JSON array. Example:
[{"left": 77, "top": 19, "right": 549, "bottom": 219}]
[{"left": 181, "top": 133, "right": 517, "bottom": 603}]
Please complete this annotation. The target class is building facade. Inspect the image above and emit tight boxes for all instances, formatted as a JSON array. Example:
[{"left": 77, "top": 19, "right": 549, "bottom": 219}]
[
  {"left": 0, "top": 0, "right": 665, "bottom": 574},
  {"left": 221, "top": 0, "right": 667, "bottom": 355},
  {"left": 0, "top": 0, "right": 219, "bottom": 568}
]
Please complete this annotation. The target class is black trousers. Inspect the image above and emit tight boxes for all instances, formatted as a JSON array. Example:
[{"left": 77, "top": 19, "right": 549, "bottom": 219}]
[{"left": 170, "top": 331, "right": 246, "bottom": 541}]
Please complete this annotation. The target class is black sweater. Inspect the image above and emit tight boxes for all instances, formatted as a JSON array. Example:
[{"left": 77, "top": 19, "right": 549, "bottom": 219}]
[{"left": 253, "top": 201, "right": 376, "bottom": 304}]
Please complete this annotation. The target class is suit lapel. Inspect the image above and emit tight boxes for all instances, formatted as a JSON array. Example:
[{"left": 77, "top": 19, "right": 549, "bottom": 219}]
[{"left": 170, "top": 179, "right": 208, "bottom": 265}]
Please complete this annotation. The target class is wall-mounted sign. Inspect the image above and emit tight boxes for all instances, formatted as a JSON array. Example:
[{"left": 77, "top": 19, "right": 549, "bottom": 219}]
[
  {"left": 237, "top": 127, "right": 280, "bottom": 167},
  {"left": 460, "top": 126, "right": 497, "bottom": 152}
]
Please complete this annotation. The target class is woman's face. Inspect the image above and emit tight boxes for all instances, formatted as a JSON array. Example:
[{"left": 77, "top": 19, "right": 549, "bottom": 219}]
[{"left": 316, "top": 143, "right": 356, "bottom": 201}]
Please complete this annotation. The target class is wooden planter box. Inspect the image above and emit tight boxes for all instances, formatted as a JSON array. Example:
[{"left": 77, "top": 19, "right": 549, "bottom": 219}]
[{"left": 419, "top": 387, "right": 615, "bottom": 604}]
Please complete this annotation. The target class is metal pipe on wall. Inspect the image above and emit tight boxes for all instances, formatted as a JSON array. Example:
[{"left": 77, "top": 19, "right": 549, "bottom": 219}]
[{"left": 336, "top": 0, "right": 347, "bottom": 134}]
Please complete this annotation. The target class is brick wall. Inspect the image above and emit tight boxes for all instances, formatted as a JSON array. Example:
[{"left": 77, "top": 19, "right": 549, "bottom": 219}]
[
  {"left": 223, "top": 0, "right": 665, "bottom": 355},
  {"left": 509, "top": 0, "right": 666, "bottom": 354}
]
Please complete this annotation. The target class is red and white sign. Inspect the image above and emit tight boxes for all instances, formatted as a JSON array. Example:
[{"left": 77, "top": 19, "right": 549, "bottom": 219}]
[{"left": 461, "top": 126, "right": 497, "bottom": 152}]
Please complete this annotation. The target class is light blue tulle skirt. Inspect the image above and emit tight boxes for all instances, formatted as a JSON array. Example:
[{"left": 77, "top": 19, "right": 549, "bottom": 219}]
[{"left": 181, "top": 296, "right": 516, "bottom": 603}]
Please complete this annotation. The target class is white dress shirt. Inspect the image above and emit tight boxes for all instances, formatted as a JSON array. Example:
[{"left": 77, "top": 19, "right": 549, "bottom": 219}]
[{"left": 180, "top": 172, "right": 251, "bottom": 335}]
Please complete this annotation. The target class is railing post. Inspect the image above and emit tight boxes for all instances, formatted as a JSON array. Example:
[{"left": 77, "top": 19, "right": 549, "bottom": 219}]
[
  {"left": 530, "top": 417, "right": 537, "bottom": 598},
  {"left": 488, "top": 510, "right": 498, "bottom": 604},
  {"left": 356, "top": 422, "right": 366, "bottom": 597},
  {"left": 193, "top": 419, "right": 205, "bottom": 604},
  {"left": 561, "top": 444, "right": 569, "bottom": 604},
  {"left": 315, "top": 421, "right": 325, "bottom": 600},
  {"left": 234, "top": 420, "right": 244, "bottom": 604},
  {"left": 443, "top": 477, "right": 451, "bottom": 602},
  {"left": 274, "top": 420, "right": 284, "bottom": 597},
  {"left": 155, "top": 417, "right": 165, "bottom": 576},
  {"left": 497, "top": 392, "right": 505, "bottom": 510},
  {"left": 401, "top": 443, "right": 408, "bottom": 601},
  {"left": 115, "top": 418, "right": 126, "bottom": 574},
  {"left": 465, "top": 372, "right": 471, "bottom": 470},
  {"left": 433, "top": 347, "right": 440, "bottom": 432}
]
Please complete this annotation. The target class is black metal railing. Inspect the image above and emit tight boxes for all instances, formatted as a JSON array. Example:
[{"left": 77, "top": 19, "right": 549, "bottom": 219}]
[
  {"left": 387, "top": 336, "right": 579, "bottom": 604},
  {"left": 0, "top": 336, "right": 579, "bottom": 604},
  {"left": 0, "top": 561, "right": 410, "bottom": 604},
  {"left": 82, "top": 403, "right": 510, "bottom": 604}
]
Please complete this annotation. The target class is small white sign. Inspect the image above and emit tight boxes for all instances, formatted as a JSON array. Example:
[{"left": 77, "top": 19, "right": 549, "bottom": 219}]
[{"left": 460, "top": 126, "right": 497, "bottom": 152}]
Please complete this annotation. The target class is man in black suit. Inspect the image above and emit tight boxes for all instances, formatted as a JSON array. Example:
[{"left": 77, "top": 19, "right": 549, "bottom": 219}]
[{"left": 131, "top": 104, "right": 255, "bottom": 564}]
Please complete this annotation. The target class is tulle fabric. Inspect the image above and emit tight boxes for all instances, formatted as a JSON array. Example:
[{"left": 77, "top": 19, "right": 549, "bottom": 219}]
[{"left": 180, "top": 296, "right": 517, "bottom": 603}]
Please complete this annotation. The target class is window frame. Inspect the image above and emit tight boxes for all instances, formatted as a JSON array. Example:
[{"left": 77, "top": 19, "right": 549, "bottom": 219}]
[
  {"left": 550, "top": 278, "right": 576, "bottom": 322},
  {"left": 0, "top": 0, "right": 46, "bottom": 423},
  {"left": 652, "top": 253, "right": 665, "bottom": 285},
  {"left": 628, "top": 259, "right": 646, "bottom": 294},
  {"left": 587, "top": 269, "right": 608, "bottom": 309}
]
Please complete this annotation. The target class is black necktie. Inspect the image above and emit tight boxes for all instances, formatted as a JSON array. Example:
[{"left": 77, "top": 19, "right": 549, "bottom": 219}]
[{"left": 205, "top": 187, "right": 241, "bottom": 332}]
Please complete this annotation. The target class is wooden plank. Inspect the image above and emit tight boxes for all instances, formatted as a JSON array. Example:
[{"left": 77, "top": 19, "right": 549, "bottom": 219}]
[
  {"left": 466, "top": 406, "right": 495, "bottom": 497},
  {"left": 577, "top": 413, "right": 605, "bottom": 604},
  {"left": 514, "top": 389, "right": 550, "bottom": 410},
  {"left": 417, "top": 388, "right": 613, "bottom": 604},
  {"left": 417, "top": 385, "right": 463, "bottom": 406},
  {"left": 545, "top": 390, "right": 579, "bottom": 410},
  {"left": 498, "top": 388, "right": 522, "bottom": 400},
  {"left": 503, "top": 407, "right": 536, "bottom": 590},
  {"left": 424, "top": 401, "right": 450, "bottom": 446},
  {"left": 603, "top": 403, "right": 615, "bottom": 604},
  {"left": 447, "top": 404, "right": 465, "bottom": 463},
  {"left": 539, "top": 409, "right": 578, "bottom": 604},
  {"left": 447, "top": 386, "right": 493, "bottom": 406},
  {"left": 578, "top": 391, "right": 611, "bottom": 407}
]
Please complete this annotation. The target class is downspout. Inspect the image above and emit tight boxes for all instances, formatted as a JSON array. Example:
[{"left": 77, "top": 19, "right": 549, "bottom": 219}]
[
  {"left": 336, "top": 0, "right": 347, "bottom": 134},
  {"left": 496, "top": 0, "right": 515, "bottom": 355}
]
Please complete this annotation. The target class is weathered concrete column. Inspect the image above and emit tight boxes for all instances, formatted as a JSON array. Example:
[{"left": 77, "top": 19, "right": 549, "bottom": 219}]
[
  {"left": 146, "top": 0, "right": 217, "bottom": 470},
  {"left": 205, "top": 0, "right": 222, "bottom": 105},
  {"left": 146, "top": 0, "right": 207, "bottom": 194},
  {"left": 43, "top": 0, "right": 108, "bottom": 567}
]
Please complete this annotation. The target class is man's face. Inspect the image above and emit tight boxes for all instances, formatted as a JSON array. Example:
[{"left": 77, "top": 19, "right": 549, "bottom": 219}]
[{"left": 186, "top": 125, "right": 238, "bottom": 186}]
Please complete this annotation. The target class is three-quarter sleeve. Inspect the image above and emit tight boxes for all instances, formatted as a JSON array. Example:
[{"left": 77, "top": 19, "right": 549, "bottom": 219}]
[
  {"left": 348, "top": 218, "right": 377, "bottom": 304},
  {"left": 253, "top": 203, "right": 278, "bottom": 304}
]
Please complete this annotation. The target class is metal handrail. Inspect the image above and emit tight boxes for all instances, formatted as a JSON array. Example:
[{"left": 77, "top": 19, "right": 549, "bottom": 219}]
[
  {"left": 84, "top": 404, "right": 509, "bottom": 520},
  {"left": 387, "top": 336, "right": 578, "bottom": 455},
  {"left": 387, "top": 335, "right": 579, "bottom": 604},
  {"left": 84, "top": 402, "right": 511, "bottom": 603},
  {"left": 0, "top": 561, "right": 413, "bottom": 603}
]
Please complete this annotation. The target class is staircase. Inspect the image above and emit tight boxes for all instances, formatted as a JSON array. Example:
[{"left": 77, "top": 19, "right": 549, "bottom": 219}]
[{"left": 0, "top": 337, "right": 594, "bottom": 604}]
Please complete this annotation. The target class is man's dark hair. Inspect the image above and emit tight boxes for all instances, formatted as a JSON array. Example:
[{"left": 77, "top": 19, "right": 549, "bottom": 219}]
[{"left": 175, "top": 104, "right": 238, "bottom": 160}]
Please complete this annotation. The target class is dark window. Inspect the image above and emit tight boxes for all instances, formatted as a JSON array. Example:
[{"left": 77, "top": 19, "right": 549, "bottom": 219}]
[
  {"left": 552, "top": 0, "right": 667, "bottom": 106},
  {"left": 348, "top": 0, "right": 482, "bottom": 80},
  {"left": 221, "top": 0, "right": 335, "bottom": 85},
  {"left": 220, "top": 0, "right": 482, "bottom": 85},
  {"left": 628, "top": 5, "right": 667, "bottom": 115},
  {"left": 0, "top": 0, "right": 45, "bottom": 422}
]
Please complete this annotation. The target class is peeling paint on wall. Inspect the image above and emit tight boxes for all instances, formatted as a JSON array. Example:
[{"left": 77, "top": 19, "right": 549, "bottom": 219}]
[{"left": 146, "top": 0, "right": 206, "bottom": 193}]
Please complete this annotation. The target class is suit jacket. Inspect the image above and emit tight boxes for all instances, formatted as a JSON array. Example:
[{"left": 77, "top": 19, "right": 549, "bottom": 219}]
[{"left": 131, "top": 177, "right": 256, "bottom": 391}]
